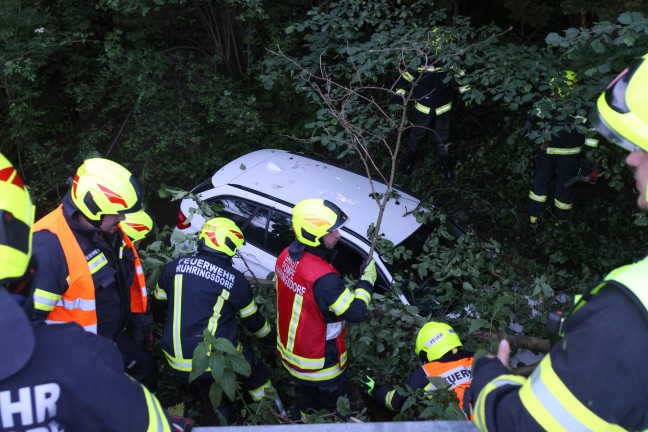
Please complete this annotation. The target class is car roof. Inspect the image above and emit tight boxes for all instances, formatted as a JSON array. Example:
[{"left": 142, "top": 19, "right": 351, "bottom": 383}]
[{"left": 208, "top": 149, "right": 424, "bottom": 246}]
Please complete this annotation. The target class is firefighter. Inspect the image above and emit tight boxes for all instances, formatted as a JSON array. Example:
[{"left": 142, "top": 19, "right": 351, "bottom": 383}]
[
  {"left": 526, "top": 70, "right": 599, "bottom": 224},
  {"left": 120, "top": 209, "right": 157, "bottom": 353},
  {"left": 361, "top": 322, "right": 473, "bottom": 417},
  {"left": 0, "top": 152, "right": 192, "bottom": 431},
  {"left": 121, "top": 209, "right": 155, "bottom": 249},
  {"left": 156, "top": 217, "right": 282, "bottom": 423},
  {"left": 464, "top": 55, "right": 648, "bottom": 431},
  {"left": 275, "top": 198, "right": 377, "bottom": 416},
  {"left": 30, "top": 158, "right": 158, "bottom": 391},
  {"left": 394, "top": 47, "right": 470, "bottom": 179}
]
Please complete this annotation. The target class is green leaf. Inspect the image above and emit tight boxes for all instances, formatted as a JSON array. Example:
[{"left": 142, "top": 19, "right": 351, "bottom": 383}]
[
  {"left": 428, "top": 376, "right": 449, "bottom": 389},
  {"left": 219, "top": 370, "right": 237, "bottom": 401},
  {"left": 618, "top": 12, "right": 633, "bottom": 25},
  {"left": 633, "top": 213, "right": 648, "bottom": 226},
  {"left": 494, "top": 295, "right": 514, "bottom": 308},
  {"left": 231, "top": 357, "right": 252, "bottom": 378},
  {"left": 624, "top": 35, "right": 636, "bottom": 46},
  {"left": 336, "top": 396, "right": 351, "bottom": 416},
  {"left": 468, "top": 318, "right": 490, "bottom": 334},
  {"left": 401, "top": 395, "right": 417, "bottom": 412},
  {"left": 166, "top": 402, "right": 185, "bottom": 417},
  {"left": 209, "top": 353, "right": 226, "bottom": 380},
  {"left": 213, "top": 338, "right": 239, "bottom": 355},
  {"left": 591, "top": 39, "right": 605, "bottom": 53},
  {"left": 209, "top": 382, "right": 223, "bottom": 409},
  {"left": 545, "top": 32, "right": 561, "bottom": 47},
  {"left": 190, "top": 341, "right": 210, "bottom": 381}
]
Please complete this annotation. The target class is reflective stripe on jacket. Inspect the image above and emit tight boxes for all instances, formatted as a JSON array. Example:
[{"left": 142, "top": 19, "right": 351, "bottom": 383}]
[
  {"left": 33, "top": 206, "right": 147, "bottom": 333},
  {"left": 275, "top": 248, "right": 347, "bottom": 382}
]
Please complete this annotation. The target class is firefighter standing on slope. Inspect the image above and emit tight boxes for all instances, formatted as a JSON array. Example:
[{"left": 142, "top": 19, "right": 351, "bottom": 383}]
[
  {"left": 526, "top": 70, "right": 600, "bottom": 225},
  {"left": 394, "top": 30, "right": 470, "bottom": 179},
  {"left": 30, "top": 158, "right": 158, "bottom": 391},
  {"left": 275, "top": 198, "right": 377, "bottom": 417},
  {"left": 0, "top": 152, "right": 193, "bottom": 432},
  {"left": 464, "top": 54, "right": 648, "bottom": 431},
  {"left": 361, "top": 322, "right": 474, "bottom": 418},
  {"left": 156, "top": 217, "right": 282, "bottom": 423}
]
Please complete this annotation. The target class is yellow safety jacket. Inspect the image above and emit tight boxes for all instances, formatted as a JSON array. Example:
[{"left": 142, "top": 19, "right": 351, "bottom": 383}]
[{"left": 475, "top": 256, "right": 648, "bottom": 432}]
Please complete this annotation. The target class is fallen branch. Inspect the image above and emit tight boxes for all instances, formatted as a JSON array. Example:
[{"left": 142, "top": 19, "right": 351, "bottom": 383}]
[{"left": 471, "top": 330, "right": 550, "bottom": 353}]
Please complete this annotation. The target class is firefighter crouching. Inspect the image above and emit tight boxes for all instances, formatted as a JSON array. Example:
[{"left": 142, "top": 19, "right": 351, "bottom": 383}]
[{"left": 361, "top": 321, "right": 474, "bottom": 419}]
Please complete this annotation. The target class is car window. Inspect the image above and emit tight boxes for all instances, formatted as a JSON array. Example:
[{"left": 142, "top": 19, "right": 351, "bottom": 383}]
[
  {"left": 208, "top": 197, "right": 255, "bottom": 231},
  {"left": 334, "top": 240, "right": 388, "bottom": 293},
  {"left": 245, "top": 207, "right": 269, "bottom": 247},
  {"left": 267, "top": 210, "right": 294, "bottom": 256}
]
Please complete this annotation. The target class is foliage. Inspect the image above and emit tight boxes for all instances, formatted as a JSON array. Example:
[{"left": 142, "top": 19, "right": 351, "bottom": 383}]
[
  {"left": 4, "top": 0, "right": 648, "bottom": 425},
  {"left": 190, "top": 334, "right": 251, "bottom": 413}
]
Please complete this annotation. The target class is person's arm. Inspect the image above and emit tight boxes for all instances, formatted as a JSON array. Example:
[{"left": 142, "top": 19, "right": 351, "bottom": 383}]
[
  {"left": 31, "top": 231, "right": 68, "bottom": 323},
  {"left": 153, "top": 265, "right": 170, "bottom": 301},
  {"left": 237, "top": 278, "right": 272, "bottom": 341},
  {"left": 467, "top": 287, "right": 648, "bottom": 432},
  {"left": 393, "top": 67, "right": 419, "bottom": 101},
  {"left": 314, "top": 259, "right": 375, "bottom": 323},
  {"left": 453, "top": 68, "right": 470, "bottom": 94},
  {"left": 373, "top": 367, "right": 428, "bottom": 411}
]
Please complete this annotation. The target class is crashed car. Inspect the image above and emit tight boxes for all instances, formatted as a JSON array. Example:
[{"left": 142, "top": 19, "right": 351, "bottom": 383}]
[{"left": 172, "top": 148, "right": 464, "bottom": 305}]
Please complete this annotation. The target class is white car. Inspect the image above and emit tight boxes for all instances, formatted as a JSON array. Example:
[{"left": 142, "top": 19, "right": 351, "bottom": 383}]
[{"left": 171, "top": 149, "right": 464, "bottom": 305}]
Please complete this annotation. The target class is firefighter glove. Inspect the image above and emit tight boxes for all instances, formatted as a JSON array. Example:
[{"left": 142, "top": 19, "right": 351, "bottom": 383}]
[
  {"left": 359, "top": 259, "right": 377, "bottom": 286},
  {"left": 359, "top": 373, "right": 376, "bottom": 396}
]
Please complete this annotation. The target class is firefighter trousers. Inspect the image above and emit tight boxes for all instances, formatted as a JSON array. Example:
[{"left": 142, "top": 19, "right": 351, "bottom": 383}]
[
  {"left": 528, "top": 148, "right": 580, "bottom": 219},
  {"left": 402, "top": 108, "right": 451, "bottom": 171}
]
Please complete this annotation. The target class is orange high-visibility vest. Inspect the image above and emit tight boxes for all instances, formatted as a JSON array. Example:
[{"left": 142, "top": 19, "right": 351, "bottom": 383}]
[
  {"left": 118, "top": 225, "right": 148, "bottom": 313},
  {"left": 34, "top": 205, "right": 147, "bottom": 333},
  {"left": 423, "top": 356, "right": 473, "bottom": 417}
]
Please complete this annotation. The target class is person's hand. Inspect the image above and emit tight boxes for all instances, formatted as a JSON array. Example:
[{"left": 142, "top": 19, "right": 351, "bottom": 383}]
[
  {"left": 463, "top": 339, "right": 511, "bottom": 414},
  {"left": 358, "top": 373, "right": 376, "bottom": 396},
  {"left": 359, "top": 259, "right": 377, "bottom": 286},
  {"left": 494, "top": 338, "right": 511, "bottom": 368}
]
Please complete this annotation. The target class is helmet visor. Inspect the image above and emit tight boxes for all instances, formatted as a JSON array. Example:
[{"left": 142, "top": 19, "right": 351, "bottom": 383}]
[
  {"left": 0, "top": 209, "right": 31, "bottom": 255},
  {"left": 323, "top": 200, "right": 348, "bottom": 232},
  {"left": 593, "top": 56, "right": 648, "bottom": 153},
  {"left": 591, "top": 107, "right": 642, "bottom": 153}
]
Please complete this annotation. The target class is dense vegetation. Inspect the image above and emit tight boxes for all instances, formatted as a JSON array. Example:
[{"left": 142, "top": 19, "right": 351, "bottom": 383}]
[{"left": 3, "top": 0, "right": 648, "bottom": 425}]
